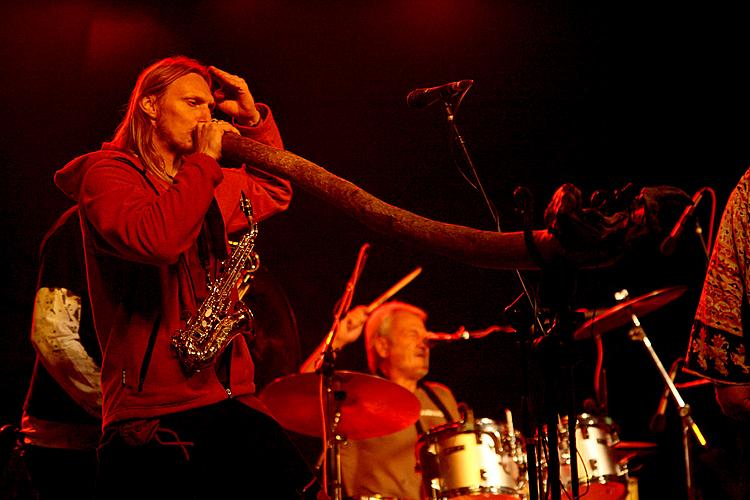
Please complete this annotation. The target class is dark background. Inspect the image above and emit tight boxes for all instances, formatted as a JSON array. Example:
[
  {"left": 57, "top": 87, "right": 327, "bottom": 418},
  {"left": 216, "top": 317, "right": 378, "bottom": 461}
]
[{"left": 2, "top": 1, "right": 749, "bottom": 498}]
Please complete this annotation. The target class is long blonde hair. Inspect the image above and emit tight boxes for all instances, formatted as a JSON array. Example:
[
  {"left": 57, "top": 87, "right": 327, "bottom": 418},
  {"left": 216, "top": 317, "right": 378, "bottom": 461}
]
[{"left": 112, "top": 56, "right": 211, "bottom": 183}]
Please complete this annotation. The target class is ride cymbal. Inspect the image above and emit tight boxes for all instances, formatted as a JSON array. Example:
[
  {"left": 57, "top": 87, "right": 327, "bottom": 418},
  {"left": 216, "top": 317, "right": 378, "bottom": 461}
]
[{"left": 573, "top": 286, "right": 687, "bottom": 340}]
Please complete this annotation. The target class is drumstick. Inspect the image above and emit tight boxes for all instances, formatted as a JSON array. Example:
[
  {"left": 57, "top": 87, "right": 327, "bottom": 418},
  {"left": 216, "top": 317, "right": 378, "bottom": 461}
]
[
  {"left": 505, "top": 408, "right": 515, "bottom": 438},
  {"left": 366, "top": 266, "right": 422, "bottom": 313}
]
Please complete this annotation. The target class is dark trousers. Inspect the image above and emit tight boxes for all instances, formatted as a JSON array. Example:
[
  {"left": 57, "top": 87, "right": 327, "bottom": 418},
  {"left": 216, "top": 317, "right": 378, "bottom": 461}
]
[
  {"left": 96, "top": 400, "right": 320, "bottom": 499},
  {"left": 25, "top": 445, "right": 97, "bottom": 500}
]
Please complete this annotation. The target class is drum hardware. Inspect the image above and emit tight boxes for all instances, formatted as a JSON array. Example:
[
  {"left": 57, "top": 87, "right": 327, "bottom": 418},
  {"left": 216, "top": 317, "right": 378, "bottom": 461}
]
[
  {"left": 609, "top": 441, "right": 657, "bottom": 466},
  {"left": 524, "top": 286, "right": 688, "bottom": 500},
  {"left": 558, "top": 414, "right": 629, "bottom": 500},
  {"left": 259, "top": 370, "right": 421, "bottom": 440},
  {"left": 571, "top": 285, "right": 706, "bottom": 499},
  {"left": 260, "top": 371, "right": 421, "bottom": 500},
  {"left": 279, "top": 243, "right": 374, "bottom": 500},
  {"left": 275, "top": 256, "right": 428, "bottom": 499},
  {"left": 614, "top": 288, "right": 707, "bottom": 500},
  {"left": 322, "top": 243, "right": 370, "bottom": 500},
  {"left": 572, "top": 286, "right": 688, "bottom": 341},
  {"left": 649, "top": 358, "right": 682, "bottom": 434},
  {"left": 514, "top": 286, "right": 690, "bottom": 500},
  {"left": 532, "top": 413, "right": 633, "bottom": 500},
  {"left": 416, "top": 414, "right": 528, "bottom": 500}
]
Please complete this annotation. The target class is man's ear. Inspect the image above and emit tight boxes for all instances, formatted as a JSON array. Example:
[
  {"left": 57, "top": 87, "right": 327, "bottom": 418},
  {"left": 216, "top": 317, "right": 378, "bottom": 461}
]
[
  {"left": 139, "top": 95, "right": 158, "bottom": 120},
  {"left": 374, "top": 336, "right": 390, "bottom": 359}
]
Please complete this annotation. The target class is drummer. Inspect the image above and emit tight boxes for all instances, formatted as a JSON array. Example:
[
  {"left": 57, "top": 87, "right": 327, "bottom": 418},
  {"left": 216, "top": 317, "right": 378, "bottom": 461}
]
[{"left": 300, "top": 301, "right": 460, "bottom": 499}]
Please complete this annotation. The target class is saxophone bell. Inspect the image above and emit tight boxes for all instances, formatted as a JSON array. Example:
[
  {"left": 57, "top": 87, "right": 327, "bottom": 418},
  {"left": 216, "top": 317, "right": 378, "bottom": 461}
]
[{"left": 171, "top": 195, "right": 261, "bottom": 376}]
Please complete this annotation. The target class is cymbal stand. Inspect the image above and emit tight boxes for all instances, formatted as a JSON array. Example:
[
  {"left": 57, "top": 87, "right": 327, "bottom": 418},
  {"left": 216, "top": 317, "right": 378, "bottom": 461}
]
[
  {"left": 319, "top": 352, "right": 349, "bottom": 500},
  {"left": 317, "top": 243, "right": 370, "bottom": 500},
  {"left": 593, "top": 330, "right": 609, "bottom": 414},
  {"left": 622, "top": 291, "right": 707, "bottom": 500}
]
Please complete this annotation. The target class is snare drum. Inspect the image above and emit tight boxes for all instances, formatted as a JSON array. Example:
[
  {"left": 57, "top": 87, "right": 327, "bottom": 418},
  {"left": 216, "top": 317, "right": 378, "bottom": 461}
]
[
  {"left": 416, "top": 418, "right": 527, "bottom": 500},
  {"left": 558, "top": 414, "right": 628, "bottom": 500}
]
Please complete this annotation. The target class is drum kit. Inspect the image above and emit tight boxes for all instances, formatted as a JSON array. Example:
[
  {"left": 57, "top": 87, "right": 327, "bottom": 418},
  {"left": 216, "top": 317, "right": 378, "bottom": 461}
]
[{"left": 259, "top": 286, "right": 695, "bottom": 500}]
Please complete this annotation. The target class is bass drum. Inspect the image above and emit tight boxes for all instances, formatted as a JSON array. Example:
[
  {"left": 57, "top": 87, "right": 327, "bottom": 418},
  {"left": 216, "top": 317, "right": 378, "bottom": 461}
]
[{"left": 416, "top": 418, "right": 527, "bottom": 500}]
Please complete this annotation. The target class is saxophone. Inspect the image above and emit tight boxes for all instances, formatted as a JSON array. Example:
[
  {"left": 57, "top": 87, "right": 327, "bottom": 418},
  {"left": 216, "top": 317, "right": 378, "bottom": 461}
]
[{"left": 171, "top": 193, "right": 260, "bottom": 375}]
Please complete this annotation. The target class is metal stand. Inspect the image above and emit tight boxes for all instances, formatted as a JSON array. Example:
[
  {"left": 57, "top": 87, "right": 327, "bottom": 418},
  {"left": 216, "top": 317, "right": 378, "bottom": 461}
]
[
  {"left": 539, "top": 268, "right": 581, "bottom": 500},
  {"left": 624, "top": 292, "right": 707, "bottom": 500},
  {"left": 440, "top": 91, "right": 565, "bottom": 500},
  {"left": 316, "top": 243, "right": 370, "bottom": 500},
  {"left": 319, "top": 352, "right": 347, "bottom": 500},
  {"left": 694, "top": 220, "right": 710, "bottom": 267}
]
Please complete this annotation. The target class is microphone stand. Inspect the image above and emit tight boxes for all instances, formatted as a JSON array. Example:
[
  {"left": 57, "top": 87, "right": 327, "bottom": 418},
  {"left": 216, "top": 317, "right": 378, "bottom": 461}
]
[
  {"left": 694, "top": 220, "right": 710, "bottom": 267},
  {"left": 441, "top": 96, "right": 548, "bottom": 355},
  {"left": 622, "top": 292, "right": 707, "bottom": 500},
  {"left": 538, "top": 267, "right": 580, "bottom": 500},
  {"left": 318, "top": 243, "right": 370, "bottom": 500},
  {"left": 441, "top": 95, "right": 575, "bottom": 500}
]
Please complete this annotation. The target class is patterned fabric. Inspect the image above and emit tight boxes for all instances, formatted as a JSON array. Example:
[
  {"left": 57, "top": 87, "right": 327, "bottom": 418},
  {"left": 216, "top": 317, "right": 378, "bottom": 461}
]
[{"left": 685, "top": 169, "right": 750, "bottom": 383}]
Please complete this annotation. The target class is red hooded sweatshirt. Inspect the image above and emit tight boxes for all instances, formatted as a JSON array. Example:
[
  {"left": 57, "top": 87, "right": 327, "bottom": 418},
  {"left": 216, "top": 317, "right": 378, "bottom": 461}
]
[{"left": 54, "top": 104, "right": 291, "bottom": 428}]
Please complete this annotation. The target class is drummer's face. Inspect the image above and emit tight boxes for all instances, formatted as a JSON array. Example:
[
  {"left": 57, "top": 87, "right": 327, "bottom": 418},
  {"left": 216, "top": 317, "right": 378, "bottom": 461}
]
[{"left": 385, "top": 311, "right": 430, "bottom": 381}]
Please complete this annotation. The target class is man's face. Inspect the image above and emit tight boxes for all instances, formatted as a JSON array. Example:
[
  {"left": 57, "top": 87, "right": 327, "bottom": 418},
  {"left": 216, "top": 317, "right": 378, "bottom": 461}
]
[
  {"left": 153, "top": 72, "right": 214, "bottom": 156},
  {"left": 384, "top": 311, "right": 430, "bottom": 382}
]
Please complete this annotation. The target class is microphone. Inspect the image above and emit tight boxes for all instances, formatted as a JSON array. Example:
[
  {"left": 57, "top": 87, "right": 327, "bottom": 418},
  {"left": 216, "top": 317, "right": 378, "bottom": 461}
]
[
  {"left": 406, "top": 80, "right": 474, "bottom": 108},
  {"left": 649, "top": 358, "right": 683, "bottom": 433},
  {"left": 660, "top": 189, "right": 706, "bottom": 256},
  {"left": 425, "top": 324, "right": 515, "bottom": 346},
  {"left": 426, "top": 329, "right": 471, "bottom": 345}
]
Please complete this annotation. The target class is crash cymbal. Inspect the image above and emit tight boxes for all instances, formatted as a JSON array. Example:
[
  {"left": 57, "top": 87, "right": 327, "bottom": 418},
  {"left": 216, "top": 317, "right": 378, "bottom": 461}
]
[
  {"left": 573, "top": 286, "right": 688, "bottom": 340},
  {"left": 259, "top": 370, "right": 421, "bottom": 440}
]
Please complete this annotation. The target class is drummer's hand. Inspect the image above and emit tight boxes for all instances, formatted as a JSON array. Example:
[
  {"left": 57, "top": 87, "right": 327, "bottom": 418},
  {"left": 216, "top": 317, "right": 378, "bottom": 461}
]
[
  {"left": 715, "top": 383, "right": 750, "bottom": 422},
  {"left": 334, "top": 305, "right": 369, "bottom": 349}
]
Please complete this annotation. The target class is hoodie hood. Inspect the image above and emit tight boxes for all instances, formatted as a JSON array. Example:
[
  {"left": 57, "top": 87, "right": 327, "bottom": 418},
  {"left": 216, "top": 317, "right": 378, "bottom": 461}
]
[{"left": 55, "top": 143, "right": 139, "bottom": 202}]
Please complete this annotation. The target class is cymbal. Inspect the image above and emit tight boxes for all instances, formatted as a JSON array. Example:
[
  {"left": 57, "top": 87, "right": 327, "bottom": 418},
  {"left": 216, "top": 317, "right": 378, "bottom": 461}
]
[
  {"left": 612, "top": 440, "right": 658, "bottom": 450},
  {"left": 573, "top": 286, "right": 687, "bottom": 340},
  {"left": 611, "top": 441, "right": 658, "bottom": 462},
  {"left": 259, "top": 370, "right": 421, "bottom": 440}
]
